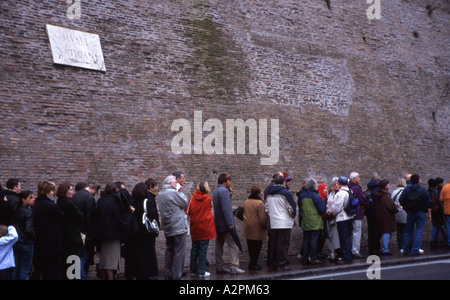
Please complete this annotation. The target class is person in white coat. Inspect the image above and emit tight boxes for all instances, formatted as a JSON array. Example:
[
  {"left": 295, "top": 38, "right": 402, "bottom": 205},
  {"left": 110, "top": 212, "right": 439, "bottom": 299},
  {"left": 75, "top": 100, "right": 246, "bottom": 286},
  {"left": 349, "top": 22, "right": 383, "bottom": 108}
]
[{"left": 328, "top": 177, "right": 354, "bottom": 264}]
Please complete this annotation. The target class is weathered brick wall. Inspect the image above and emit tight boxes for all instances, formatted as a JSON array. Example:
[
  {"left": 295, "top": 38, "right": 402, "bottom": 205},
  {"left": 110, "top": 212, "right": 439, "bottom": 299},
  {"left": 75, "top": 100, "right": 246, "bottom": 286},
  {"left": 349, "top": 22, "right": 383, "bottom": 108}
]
[{"left": 1, "top": 0, "right": 448, "bottom": 269}]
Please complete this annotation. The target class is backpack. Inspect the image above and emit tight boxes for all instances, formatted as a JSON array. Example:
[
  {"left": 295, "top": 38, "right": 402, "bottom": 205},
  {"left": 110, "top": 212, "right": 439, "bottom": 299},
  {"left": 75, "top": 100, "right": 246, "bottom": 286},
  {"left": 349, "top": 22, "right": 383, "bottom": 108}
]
[
  {"left": 364, "top": 189, "right": 376, "bottom": 214},
  {"left": 402, "top": 188, "right": 422, "bottom": 213},
  {"left": 344, "top": 188, "right": 360, "bottom": 216}
]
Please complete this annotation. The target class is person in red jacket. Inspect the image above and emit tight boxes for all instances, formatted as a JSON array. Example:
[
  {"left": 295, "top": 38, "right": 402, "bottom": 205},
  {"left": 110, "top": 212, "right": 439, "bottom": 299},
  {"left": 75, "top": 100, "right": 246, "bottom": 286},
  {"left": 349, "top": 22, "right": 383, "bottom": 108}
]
[{"left": 186, "top": 181, "right": 216, "bottom": 277}]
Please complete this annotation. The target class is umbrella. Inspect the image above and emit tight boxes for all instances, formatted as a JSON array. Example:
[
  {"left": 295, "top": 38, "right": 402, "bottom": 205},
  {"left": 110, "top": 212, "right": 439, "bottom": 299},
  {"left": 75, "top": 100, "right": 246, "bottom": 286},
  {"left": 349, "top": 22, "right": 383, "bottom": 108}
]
[{"left": 229, "top": 226, "right": 243, "bottom": 252}]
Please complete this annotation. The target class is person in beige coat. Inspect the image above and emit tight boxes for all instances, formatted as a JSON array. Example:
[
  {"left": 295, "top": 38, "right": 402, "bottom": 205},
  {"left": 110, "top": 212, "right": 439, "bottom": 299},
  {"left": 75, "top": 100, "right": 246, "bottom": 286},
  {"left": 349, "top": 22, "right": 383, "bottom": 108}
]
[{"left": 243, "top": 185, "right": 268, "bottom": 270}]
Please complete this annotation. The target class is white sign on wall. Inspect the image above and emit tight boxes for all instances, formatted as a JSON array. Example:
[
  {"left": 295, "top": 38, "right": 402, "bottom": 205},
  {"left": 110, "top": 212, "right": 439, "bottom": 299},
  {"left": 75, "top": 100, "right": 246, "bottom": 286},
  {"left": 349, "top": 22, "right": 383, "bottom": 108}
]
[{"left": 46, "top": 24, "right": 106, "bottom": 72}]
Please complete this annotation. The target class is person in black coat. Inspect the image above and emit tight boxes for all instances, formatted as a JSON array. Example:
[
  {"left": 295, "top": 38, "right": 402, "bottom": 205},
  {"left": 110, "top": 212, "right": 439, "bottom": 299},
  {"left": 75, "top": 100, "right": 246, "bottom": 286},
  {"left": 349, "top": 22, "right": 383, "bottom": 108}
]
[
  {"left": 124, "top": 181, "right": 159, "bottom": 280},
  {"left": 32, "top": 181, "right": 64, "bottom": 280},
  {"left": 94, "top": 182, "right": 127, "bottom": 280},
  {"left": 56, "top": 182, "right": 85, "bottom": 279}
]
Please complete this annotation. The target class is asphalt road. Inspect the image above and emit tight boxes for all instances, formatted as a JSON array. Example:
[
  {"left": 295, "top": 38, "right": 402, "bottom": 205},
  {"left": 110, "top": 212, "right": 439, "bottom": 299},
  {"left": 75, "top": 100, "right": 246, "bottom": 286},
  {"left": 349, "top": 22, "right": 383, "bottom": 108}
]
[{"left": 292, "top": 259, "right": 450, "bottom": 280}]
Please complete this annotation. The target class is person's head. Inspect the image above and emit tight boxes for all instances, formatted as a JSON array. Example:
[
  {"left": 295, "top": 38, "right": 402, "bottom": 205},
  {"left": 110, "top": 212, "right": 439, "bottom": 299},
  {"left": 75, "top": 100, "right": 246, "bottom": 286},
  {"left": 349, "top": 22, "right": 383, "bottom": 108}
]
[
  {"left": 164, "top": 175, "right": 178, "bottom": 189},
  {"left": 6, "top": 178, "right": 21, "bottom": 193},
  {"left": 218, "top": 173, "right": 232, "bottom": 189},
  {"left": 86, "top": 181, "right": 101, "bottom": 195},
  {"left": 379, "top": 179, "right": 390, "bottom": 190},
  {"left": 272, "top": 172, "right": 283, "bottom": 182},
  {"left": 338, "top": 176, "right": 348, "bottom": 187},
  {"left": 405, "top": 173, "right": 412, "bottom": 181},
  {"left": 132, "top": 182, "right": 148, "bottom": 202},
  {"left": 172, "top": 171, "right": 185, "bottom": 186},
  {"left": 305, "top": 178, "right": 318, "bottom": 190},
  {"left": 436, "top": 177, "right": 444, "bottom": 189},
  {"left": 396, "top": 178, "right": 407, "bottom": 188},
  {"left": 104, "top": 182, "right": 117, "bottom": 196},
  {"left": 410, "top": 174, "right": 420, "bottom": 185},
  {"left": 37, "top": 181, "right": 56, "bottom": 198},
  {"left": 274, "top": 175, "right": 286, "bottom": 185},
  {"left": 19, "top": 190, "right": 35, "bottom": 207},
  {"left": 56, "top": 182, "right": 74, "bottom": 199},
  {"left": 349, "top": 172, "right": 360, "bottom": 184},
  {"left": 115, "top": 181, "right": 126, "bottom": 192},
  {"left": 248, "top": 184, "right": 262, "bottom": 199},
  {"left": 196, "top": 181, "right": 210, "bottom": 194},
  {"left": 145, "top": 178, "right": 158, "bottom": 193},
  {"left": 318, "top": 184, "right": 328, "bottom": 200},
  {"left": 283, "top": 173, "right": 292, "bottom": 189},
  {"left": 331, "top": 177, "right": 340, "bottom": 192},
  {"left": 75, "top": 182, "right": 87, "bottom": 192},
  {"left": 428, "top": 178, "right": 437, "bottom": 189}
]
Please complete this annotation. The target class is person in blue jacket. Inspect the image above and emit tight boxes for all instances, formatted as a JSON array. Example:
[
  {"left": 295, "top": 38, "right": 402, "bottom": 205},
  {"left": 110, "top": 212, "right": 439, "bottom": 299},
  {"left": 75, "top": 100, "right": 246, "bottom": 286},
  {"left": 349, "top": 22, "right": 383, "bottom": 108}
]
[{"left": 399, "top": 174, "right": 432, "bottom": 255}]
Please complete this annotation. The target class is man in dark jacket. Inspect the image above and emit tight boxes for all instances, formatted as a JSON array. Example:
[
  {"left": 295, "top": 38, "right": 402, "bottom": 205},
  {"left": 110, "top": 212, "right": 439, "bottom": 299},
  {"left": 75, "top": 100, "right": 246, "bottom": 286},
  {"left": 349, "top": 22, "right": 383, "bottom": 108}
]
[
  {"left": 1, "top": 179, "right": 22, "bottom": 225},
  {"left": 366, "top": 175, "right": 381, "bottom": 255},
  {"left": 73, "top": 181, "right": 99, "bottom": 276},
  {"left": 213, "top": 173, "right": 244, "bottom": 275},
  {"left": 399, "top": 174, "right": 432, "bottom": 255}
]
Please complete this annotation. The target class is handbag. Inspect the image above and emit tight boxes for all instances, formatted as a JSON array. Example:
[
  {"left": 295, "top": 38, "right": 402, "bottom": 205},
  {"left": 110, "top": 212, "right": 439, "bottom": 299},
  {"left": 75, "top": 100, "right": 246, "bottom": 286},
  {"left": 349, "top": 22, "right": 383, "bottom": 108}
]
[{"left": 143, "top": 199, "right": 159, "bottom": 236}]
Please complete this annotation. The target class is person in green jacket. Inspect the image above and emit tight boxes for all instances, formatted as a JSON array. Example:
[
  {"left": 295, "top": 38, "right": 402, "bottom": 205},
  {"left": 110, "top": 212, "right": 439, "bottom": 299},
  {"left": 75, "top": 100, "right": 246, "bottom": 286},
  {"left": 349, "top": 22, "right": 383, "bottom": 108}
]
[{"left": 298, "top": 178, "right": 326, "bottom": 264}]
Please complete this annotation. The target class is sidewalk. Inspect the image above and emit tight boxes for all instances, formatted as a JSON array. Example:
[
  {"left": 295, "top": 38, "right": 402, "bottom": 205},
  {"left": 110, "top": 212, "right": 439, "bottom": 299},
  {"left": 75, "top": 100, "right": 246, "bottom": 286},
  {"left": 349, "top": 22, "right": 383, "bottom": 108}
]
[
  {"left": 90, "top": 242, "right": 450, "bottom": 280},
  {"left": 183, "top": 243, "right": 450, "bottom": 280}
]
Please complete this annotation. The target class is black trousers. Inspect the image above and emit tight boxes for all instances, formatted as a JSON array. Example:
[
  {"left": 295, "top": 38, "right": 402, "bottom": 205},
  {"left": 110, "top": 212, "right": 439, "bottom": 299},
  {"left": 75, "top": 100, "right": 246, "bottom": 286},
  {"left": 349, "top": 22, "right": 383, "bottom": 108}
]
[
  {"left": 0, "top": 268, "right": 12, "bottom": 280},
  {"left": 246, "top": 239, "right": 263, "bottom": 267},
  {"left": 269, "top": 229, "right": 291, "bottom": 268}
]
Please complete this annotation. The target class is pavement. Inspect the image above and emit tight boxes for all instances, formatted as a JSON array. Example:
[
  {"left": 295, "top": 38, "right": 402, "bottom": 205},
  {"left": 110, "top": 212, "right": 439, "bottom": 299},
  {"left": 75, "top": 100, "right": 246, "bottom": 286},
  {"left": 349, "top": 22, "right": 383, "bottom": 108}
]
[
  {"left": 186, "top": 244, "right": 450, "bottom": 281},
  {"left": 89, "top": 242, "right": 450, "bottom": 280}
]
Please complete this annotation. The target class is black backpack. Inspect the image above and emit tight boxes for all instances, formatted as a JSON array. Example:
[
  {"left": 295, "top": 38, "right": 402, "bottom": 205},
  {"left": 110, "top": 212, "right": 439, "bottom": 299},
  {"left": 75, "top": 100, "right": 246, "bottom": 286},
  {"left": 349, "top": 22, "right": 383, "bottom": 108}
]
[{"left": 402, "top": 188, "right": 422, "bottom": 213}]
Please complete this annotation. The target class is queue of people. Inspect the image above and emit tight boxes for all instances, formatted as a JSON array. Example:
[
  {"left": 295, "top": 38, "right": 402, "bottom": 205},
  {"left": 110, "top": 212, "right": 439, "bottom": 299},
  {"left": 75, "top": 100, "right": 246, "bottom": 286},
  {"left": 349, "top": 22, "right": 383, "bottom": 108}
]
[{"left": 0, "top": 171, "right": 449, "bottom": 280}]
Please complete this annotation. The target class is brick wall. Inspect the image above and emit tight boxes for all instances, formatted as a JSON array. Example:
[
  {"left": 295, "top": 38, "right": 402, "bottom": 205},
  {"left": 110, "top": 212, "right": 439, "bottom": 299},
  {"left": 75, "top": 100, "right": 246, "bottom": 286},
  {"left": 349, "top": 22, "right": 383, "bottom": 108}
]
[{"left": 0, "top": 0, "right": 448, "bottom": 269}]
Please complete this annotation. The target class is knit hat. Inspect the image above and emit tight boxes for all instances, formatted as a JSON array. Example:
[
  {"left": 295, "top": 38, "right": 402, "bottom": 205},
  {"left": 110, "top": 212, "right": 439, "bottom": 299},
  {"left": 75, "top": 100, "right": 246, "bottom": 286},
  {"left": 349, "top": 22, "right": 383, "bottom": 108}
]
[{"left": 338, "top": 176, "right": 349, "bottom": 185}]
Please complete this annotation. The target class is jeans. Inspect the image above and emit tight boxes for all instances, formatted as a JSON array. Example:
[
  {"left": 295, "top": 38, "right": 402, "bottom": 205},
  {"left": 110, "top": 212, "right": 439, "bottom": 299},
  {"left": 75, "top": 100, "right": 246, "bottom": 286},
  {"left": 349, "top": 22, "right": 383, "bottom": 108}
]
[
  {"left": 190, "top": 240, "right": 210, "bottom": 275},
  {"left": 12, "top": 243, "right": 34, "bottom": 280},
  {"left": 402, "top": 211, "right": 426, "bottom": 254},
  {"left": 381, "top": 233, "right": 392, "bottom": 254},
  {"left": 302, "top": 230, "right": 320, "bottom": 261},
  {"left": 337, "top": 220, "right": 353, "bottom": 262}
]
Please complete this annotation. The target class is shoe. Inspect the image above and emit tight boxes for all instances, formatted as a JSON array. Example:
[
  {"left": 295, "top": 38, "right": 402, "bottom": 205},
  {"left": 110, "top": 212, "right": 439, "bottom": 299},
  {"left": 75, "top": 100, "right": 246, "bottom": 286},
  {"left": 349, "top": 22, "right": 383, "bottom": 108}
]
[
  {"left": 198, "top": 272, "right": 210, "bottom": 278},
  {"left": 230, "top": 268, "right": 245, "bottom": 275},
  {"left": 310, "top": 260, "right": 322, "bottom": 265}
]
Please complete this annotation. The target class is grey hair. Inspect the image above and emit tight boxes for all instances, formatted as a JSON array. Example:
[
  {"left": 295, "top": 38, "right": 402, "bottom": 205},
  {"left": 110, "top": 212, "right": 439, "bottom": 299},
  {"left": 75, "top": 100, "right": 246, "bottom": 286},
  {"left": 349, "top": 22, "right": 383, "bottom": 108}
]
[
  {"left": 305, "top": 178, "right": 318, "bottom": 190},
  {"left": 331, "top": 177, "right": 339, "bottom": 183},
  {"left": 349, "top": 172, "right": 359, "bottom": 180},
  {"left": 164, "top": 175, "right": 177, "bottom": 185}
]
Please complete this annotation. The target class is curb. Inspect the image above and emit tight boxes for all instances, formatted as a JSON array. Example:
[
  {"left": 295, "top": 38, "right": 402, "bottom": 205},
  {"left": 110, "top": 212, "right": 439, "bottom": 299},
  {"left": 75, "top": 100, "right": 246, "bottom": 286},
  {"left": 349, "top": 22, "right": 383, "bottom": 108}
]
[{"left": 246, "top": 252, "right": 450, "bottom": 280}]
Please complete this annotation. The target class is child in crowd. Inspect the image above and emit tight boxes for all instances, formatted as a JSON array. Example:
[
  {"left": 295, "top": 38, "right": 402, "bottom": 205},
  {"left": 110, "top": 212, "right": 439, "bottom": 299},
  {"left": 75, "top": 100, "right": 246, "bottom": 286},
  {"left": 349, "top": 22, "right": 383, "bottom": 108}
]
[{"left": 0, "top": 225, "right": 19, "bottom": 280}]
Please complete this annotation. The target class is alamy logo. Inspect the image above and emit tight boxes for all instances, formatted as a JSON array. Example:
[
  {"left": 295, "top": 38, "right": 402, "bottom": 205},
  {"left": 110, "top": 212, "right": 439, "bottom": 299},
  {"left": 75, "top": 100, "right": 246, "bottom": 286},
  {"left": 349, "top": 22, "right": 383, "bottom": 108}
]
[
  {"left": 170, "top": 111, "right": 280, "bottom": 166},
  {"left": 67, "top": 0, "right": 81, "bottom": 20},
  {"left": 367, "top": 0, "right": 381, "bottom": 20}
]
